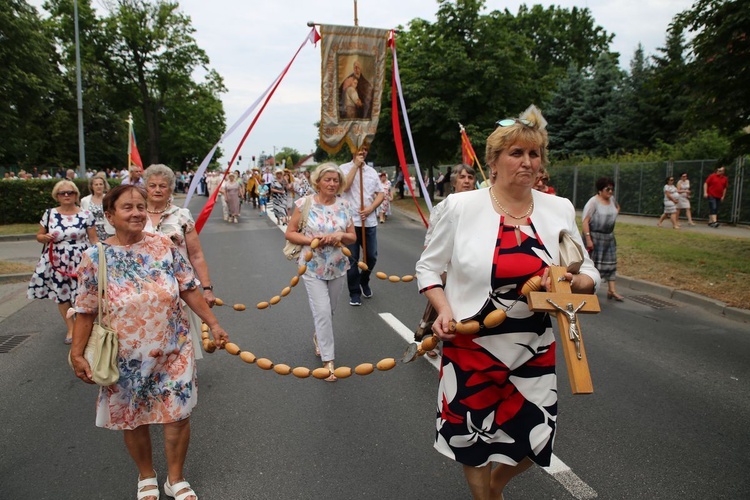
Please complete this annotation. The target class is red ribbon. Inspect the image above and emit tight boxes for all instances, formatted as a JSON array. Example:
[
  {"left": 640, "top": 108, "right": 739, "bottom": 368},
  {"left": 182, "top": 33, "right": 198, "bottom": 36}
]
[
  {"left": 388, "top": 32, "right": 429, "bottom": 228},
  {"left": 48, "top": 241, "right": 77, "bottom": 279},
  {"left": 194, "top": 27, "right": 321, "bottom": 233}
]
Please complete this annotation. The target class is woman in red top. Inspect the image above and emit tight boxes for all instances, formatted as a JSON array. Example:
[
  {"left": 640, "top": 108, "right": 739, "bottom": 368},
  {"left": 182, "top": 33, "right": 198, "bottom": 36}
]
[{"left": 703, "top": 166, "right": 728, "bottom": 227}]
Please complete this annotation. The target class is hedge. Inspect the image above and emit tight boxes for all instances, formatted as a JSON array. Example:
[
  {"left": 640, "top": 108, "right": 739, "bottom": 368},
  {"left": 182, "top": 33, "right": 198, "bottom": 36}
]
[{"left": 0, "top": 178, "right": 121, "bottom": 225}]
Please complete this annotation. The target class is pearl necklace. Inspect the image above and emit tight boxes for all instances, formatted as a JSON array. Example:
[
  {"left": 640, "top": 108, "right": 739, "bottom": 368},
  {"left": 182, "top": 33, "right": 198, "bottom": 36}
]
[
  {"left": 489, "top": 188, "right": 534, "bottom": 219},
  {"left": 147, "top": 205, "right": 169, "bottom": 215}
]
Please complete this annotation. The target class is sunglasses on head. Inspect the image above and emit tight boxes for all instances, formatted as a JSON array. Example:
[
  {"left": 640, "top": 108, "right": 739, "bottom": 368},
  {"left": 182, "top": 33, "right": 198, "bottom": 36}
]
[
  {"left": 496, "top": 118, "right": 532, "bottom": 128},
  {"left": 58, "top": 191, "right": 76, "bottom": 196}
]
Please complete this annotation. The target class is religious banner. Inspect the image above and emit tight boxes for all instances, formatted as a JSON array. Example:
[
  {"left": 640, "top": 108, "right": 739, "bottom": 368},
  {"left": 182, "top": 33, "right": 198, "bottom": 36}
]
[{"left": 319, "top": 24, "right": 389, "bottom": 154}]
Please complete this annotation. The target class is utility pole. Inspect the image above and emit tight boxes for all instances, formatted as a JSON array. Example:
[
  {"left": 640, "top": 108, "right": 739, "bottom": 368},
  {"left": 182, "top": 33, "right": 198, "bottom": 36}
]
[
  {"left": 354, "top": 0, "right": 358, "bottom": 26},
  {"left": 73, "top": 0, "right": 86, "bottom": 177}
]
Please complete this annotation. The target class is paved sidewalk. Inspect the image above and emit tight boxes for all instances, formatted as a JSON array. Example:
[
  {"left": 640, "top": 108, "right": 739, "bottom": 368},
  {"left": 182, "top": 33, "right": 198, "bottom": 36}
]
[{"left": 1, "top": 212, "right": 748, "bottom": 326}]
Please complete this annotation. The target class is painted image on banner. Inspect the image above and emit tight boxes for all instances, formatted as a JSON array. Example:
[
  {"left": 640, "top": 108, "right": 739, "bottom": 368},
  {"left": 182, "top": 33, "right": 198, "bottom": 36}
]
[{"left": 337, "top": 56, "right": 374, "bottom": 120}]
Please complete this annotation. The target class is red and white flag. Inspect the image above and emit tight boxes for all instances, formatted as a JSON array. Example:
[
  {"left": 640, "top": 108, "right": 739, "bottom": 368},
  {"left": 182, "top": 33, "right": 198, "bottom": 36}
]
[{"left": 129, "top": 129, "right": 143, "bottom": 168}]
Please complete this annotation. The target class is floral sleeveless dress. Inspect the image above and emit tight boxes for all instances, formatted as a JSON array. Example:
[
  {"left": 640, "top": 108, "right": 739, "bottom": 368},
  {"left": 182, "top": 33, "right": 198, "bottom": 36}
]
[{"left": 435, "top": 217, "right": 557, "bottom": 467}]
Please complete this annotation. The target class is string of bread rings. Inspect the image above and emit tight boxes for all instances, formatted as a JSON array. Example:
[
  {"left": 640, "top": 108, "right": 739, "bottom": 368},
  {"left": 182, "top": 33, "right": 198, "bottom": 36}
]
[
  {"left": 200, "top": 324, "right": 440, "bottom": 380},
  {"left": 200, "top": 275, "right": 544, "bottom": 380},
  {"left": 217, "top": 238, "right": 417, "bottom": 312}
]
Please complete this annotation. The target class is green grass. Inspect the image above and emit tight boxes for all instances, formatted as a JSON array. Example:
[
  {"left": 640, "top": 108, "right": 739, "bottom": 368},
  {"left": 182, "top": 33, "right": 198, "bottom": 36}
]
[{"left": 0, "top": 223, "right": 39, "bottom": 236}]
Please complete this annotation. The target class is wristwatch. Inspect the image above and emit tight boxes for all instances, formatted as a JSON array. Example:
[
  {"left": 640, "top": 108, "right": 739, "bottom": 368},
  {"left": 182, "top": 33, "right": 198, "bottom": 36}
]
[
  {"left": 584, "top": 232, "right": 591, "bottom": 236},
  {"left": 203, "top": 285, "right": 214, "bottom": 291}
]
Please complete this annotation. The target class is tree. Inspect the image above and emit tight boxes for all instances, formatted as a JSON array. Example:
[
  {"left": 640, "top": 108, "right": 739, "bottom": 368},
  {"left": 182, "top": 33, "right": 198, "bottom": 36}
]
[
  {"left": 99, "top": 0, "right": 226, "bottom": 165},
  {"left": 567, "top": 53, "right": 625, "bottom": 157},
  {"left": 676, "top": 0, "right": 750, "bottom": 153},
  {"left": 510, "top": 4, "right": 613, "bottom": 93},
  {"left": 545, "top": 65, "right": 588, "bottom": 158},
  {"left": 0, "top": 0, "right": 62, "bottom": 167},
  {"left": 645, "top": 25, "right": 691, "bottom": 145},
  {"left": 373, "top": 0, "right": 613, "bottom": 167},
  {"left": 615, "top": 44, "right": 659, "bottom": 151},
  {"left": 43, "top": 0, "right": 125, "bottom": 169}
]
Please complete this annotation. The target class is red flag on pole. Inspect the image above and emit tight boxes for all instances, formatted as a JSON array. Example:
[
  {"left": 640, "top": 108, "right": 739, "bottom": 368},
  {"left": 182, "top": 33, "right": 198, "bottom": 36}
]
[
  {"left": 130, "top": 130, "right": 143, "bottom": 168},
  {"left": 461, "top": 133, "right": 472, "bottom": 166}
]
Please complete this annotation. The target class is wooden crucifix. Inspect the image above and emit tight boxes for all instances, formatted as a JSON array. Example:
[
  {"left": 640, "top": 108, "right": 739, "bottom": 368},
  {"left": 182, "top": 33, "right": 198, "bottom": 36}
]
[{"left": 526, "top": 266, "right": 601, "bottom": 395}]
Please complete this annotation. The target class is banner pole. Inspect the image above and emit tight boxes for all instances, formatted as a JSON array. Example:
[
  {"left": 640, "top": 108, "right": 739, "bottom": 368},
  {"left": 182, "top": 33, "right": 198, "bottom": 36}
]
[
  {"left": 359, "top": 165, "right": 367, "bottom": 265},
  {"left": 127, "top": 113, "right": 133, "bottom": 169}
]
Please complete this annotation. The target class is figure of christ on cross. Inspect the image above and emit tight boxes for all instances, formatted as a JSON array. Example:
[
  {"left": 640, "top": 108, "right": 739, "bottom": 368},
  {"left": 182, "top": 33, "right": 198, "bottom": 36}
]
[{"left": 526, "top": 266, "right": 601, "bottom": 394}]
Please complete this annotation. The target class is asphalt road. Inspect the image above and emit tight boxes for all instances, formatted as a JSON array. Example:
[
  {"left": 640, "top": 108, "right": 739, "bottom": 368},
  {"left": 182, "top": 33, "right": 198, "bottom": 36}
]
[{"left": 1, "top": 199, "right": 748, "bottom": 499}]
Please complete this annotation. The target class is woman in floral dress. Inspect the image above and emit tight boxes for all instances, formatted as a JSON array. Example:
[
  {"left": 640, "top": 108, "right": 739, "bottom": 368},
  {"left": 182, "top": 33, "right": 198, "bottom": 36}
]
[
  {"left": 70, "top": 184, "right": 229, "bottom": 500},
  {"left": 80, "top": 173, "right": 111, "bottom": 242},
  {"left": 142, "top": 164, "right": 218, "bottom": 360},
  {"left": 417, "top": 106, "right": 599, "bottom": 499},
  {"left": 376, "top": 171, "right": 392, "bottom": 223},
  {"left": 285, "top": 163, "right": 356, "bottom": 382},
  {"left": 28, "top": 180, "right": 97, "bottom": 343}
]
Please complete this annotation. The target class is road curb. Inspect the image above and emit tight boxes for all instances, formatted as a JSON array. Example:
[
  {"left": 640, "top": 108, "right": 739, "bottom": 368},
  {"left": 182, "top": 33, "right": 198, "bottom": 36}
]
[
  {"left": 0, "top": 273, "right": 32, "bottom": 285},
  {"left": 617, "top": 275, "right": 749, "bottom": 323},
  {"left": 0, "top": 234, "right": 36, "bottom": 242}
]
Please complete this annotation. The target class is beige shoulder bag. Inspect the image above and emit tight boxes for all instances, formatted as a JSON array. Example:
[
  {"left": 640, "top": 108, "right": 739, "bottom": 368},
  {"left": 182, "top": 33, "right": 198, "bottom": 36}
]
[{"left": 68, "top": 243, "right": 120, "bottom": 386}]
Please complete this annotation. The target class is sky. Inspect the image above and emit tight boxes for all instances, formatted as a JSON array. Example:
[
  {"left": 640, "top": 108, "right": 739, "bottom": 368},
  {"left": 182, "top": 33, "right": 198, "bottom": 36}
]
[{"left": 34, "top": 0, "right": 697, "bottom": 168}]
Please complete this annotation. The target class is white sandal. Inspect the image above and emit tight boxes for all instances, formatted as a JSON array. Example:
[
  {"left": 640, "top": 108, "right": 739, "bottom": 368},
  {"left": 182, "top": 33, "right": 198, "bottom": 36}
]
[
  {"left": 137, "top": 472, "right": 160, "bottom": 500},
  {"left": 164, "top": 477, "right": 197, "bottom": 500}
]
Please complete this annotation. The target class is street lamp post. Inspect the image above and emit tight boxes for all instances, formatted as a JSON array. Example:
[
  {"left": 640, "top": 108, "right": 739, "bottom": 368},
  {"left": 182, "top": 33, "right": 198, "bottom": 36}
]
[{"left": 73, "top": 0, "right": 86, "bottom": 177}]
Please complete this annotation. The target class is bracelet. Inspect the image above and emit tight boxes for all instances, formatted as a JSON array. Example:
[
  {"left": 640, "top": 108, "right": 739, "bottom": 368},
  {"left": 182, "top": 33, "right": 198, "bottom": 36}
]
[
  {"left": 203, "top": 285, "right": 214, "bottom": 291},
  {"left": 584, "top": 232, "right": 591, "bottom": 236}
]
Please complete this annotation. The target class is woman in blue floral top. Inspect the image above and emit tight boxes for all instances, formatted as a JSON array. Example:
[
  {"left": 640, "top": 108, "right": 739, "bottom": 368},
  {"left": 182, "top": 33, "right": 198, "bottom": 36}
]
[{"left": 285, "top": 163, "right": 356, "bottom": 381}]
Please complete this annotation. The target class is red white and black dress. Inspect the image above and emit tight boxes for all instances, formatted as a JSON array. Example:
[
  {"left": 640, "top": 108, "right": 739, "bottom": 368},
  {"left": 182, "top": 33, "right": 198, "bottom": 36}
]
[{"left": 434, "top": 216, "right": 557, "bottom": 468}]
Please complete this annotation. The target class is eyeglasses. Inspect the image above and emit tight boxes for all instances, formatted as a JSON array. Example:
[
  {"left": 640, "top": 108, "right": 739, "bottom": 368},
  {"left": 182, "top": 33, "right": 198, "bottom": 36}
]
[
  {"left": 603, "top": 187, "right": 614, "bottom": 192},
  {"left": 496, "top": 118, "right": 532, "bottom": 128},
  {"left": 57, "top": 191, "right": 76, "bottom": 196},
  {"left": 668, "top": 178, "right": 674, "bottom": 181}
]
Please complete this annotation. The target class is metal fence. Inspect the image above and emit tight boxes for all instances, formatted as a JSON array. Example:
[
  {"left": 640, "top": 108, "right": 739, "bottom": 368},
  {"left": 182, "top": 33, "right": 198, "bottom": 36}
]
[
  {"left": 380, "top": 157, "right": 748, "bottom": 226},
  {"left": 551, "top": 157, "right": 748, "bottom": 225}
]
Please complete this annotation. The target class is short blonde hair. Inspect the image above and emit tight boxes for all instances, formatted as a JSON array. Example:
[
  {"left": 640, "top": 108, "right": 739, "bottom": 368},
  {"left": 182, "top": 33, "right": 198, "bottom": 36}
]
[
  {"left": 51, "top": 180, "right": 79, "bottom": 201},
  {"left": 311, "top": 162, "right": 345, "bottom": 195},
  {"left": 485, "top": 105, "right": 549, "bottom": 168}
]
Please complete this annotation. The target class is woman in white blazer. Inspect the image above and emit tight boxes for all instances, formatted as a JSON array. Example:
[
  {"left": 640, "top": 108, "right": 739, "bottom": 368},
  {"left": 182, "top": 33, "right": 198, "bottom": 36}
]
[{"left": 416, "top": 105, "right": 599, "bottom": 499}]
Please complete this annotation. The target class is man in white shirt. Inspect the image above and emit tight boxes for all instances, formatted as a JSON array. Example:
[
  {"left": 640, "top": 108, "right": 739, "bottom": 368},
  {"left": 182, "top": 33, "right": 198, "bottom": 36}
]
[
  {"left": 340, "top": 146, "right": 385, "bottom": 306},
  {"left": 121, "top": 165, "right": 144, "bottom": 186}
]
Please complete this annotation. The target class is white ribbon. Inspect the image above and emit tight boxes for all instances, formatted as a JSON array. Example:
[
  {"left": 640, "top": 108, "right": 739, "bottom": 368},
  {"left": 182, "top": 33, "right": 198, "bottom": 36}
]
[{"left": 391, "top": 42, "right": 433, "bottom": 213}]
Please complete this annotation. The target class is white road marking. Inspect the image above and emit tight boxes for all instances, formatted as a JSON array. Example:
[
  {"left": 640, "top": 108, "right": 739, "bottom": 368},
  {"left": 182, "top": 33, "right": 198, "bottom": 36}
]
[{"left": 379, "top": 312, "right": 598, "bottom": 499}]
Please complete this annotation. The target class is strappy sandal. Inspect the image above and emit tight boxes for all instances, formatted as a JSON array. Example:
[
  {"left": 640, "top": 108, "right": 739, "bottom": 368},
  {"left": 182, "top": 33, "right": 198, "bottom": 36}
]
[
  {"left": 137, "top": 472, "right": 159, "bottom": 500},
  {"left": 164, "top": 477, "right": 197, "bottom": 500},
  {"left": 313, "top": 333, "right": 320, "bottom": 357},
  {"left": 323, "top": 360, "right": 337, "bottom": 382}
]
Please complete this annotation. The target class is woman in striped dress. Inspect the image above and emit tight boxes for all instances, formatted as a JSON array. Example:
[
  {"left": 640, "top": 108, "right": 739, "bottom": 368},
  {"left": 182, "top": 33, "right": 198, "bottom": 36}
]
[{"left": 582, "top": 177, "right": 623, "bottom": 301}]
